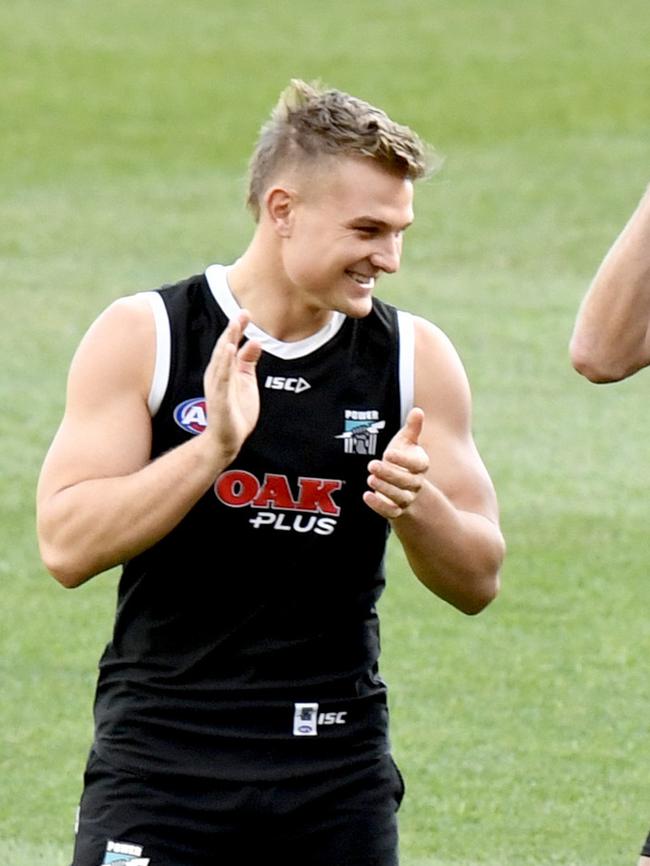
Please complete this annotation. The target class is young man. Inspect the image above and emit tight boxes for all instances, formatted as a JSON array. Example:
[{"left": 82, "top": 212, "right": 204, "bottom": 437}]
[
  {"left": 571, "top": 184, "right": 650, "bottom": 382},
  {"left": 37, "top": 80, "right": 505, "bottom": 866},
  {"left": 571, "top": 185, "right": 650, "bottom": 866}
]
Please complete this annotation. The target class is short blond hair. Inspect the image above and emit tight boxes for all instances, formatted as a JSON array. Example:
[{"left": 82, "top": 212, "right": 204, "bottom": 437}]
[{"left": 246, "top": 79, "right": 437, "bottom": 221}]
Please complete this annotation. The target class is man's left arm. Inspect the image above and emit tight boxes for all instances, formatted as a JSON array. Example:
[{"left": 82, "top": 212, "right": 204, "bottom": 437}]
[{"left": 363, "top": 316, "right": 505, "bottom": 614}]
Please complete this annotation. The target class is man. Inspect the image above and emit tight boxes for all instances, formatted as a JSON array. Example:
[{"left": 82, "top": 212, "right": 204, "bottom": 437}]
[
  {"left": 571, "top": 184, "right": 650, "bottom": 382},
  {"left": 37, "top": 79, "right": 505, "bottom": 866},
  {"left": 571, "top": 185, "right": 650, "bottom": 866}
]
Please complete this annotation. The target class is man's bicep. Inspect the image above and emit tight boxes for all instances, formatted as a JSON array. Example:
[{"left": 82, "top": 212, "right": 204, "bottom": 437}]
[
  {"left": 424, "top": 422, "right": 499, "bottom": 522},
  {"left": 413, "top": 315, "right": 499, "bottom": 522},
  {"left": 38, "top": 299, "right": 155, "bottom": 500},
  {"left": 40, "top": 394, "right": 152, "bottom": 497}
]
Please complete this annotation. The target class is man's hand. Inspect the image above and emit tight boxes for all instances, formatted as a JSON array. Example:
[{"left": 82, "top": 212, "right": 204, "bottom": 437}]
[
  {"left": 363, "top": 408, "right": 430, "bottom": 519},
  {"left": 203, "top": 311, "right": 262, "bottom": 464}
]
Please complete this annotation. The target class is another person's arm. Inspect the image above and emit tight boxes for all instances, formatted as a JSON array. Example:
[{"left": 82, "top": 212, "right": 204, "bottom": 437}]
[
  {"left": 570, "top": 185, "right": 650, "bottom": 382},
  {"left": 363, "top": 317, "right": 505, "bottom": 614},
  {"left": 37, "top": 298, "right": 261, "bottom": 588}
]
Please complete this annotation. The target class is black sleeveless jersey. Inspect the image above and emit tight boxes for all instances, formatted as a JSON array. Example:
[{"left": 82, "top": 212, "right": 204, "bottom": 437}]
[{"left": 93, "top": 264, "right": 415, "bottom": 781}]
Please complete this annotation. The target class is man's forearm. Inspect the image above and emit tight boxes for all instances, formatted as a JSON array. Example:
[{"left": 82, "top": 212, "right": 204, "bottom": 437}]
[
  {"left": 391, "top": 480, "right": 504, "bottom": 615},
  {"left": 37, "top": 434, "right": 232, "bottom": 588}
]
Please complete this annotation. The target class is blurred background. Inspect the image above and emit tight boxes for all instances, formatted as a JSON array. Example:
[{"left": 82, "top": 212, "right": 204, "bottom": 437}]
[{"left": 2, "top": 1, "right": 649, "bottom": 863}]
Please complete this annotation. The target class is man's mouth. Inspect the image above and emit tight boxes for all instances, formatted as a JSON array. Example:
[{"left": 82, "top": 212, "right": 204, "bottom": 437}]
[{"left": 345, "top": 269, "right": 376, "bottom": 291}]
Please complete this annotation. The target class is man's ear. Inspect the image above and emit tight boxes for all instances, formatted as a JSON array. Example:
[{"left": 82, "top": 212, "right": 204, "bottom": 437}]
[{"left": 265, "top": 186, "right": 295, "bottom": 237}]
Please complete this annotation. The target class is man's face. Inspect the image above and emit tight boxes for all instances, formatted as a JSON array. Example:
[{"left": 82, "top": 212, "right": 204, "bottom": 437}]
[{"left": 279, "top": 156, "right": 415, "bottom": 318}]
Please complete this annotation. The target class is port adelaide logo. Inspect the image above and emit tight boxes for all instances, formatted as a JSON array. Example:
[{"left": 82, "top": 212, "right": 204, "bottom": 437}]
[
  {"left": 101, "top": 840, "right": 150, "bottom": 866},
  {"left": 336, "top": 409, "right": 385, "bottom": 456}
]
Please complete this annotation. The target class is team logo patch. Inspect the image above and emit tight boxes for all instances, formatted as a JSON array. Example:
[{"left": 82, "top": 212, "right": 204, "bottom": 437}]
[
  {"left": 173, "top": 397, "right": 207, "bottom": 434},
  {"left": 101, "top": 840, "right": 150, "bottom": 866},
  {"left": 335, "top": 409, "right": 385, "bottom": 455}
]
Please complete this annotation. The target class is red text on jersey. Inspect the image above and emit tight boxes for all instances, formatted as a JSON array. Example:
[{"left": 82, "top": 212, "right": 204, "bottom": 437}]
[{"left": 215, "top": 471, "right": 343, "bottom": 515}]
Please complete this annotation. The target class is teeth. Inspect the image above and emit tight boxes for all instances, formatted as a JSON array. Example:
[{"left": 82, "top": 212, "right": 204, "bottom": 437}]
[{"left": 347, "top": 270, "right": 375, "bottom": 289}]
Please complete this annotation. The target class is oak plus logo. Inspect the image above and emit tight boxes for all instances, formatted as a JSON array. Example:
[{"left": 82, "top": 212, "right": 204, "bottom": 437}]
[
  {"left": 264, "top": 375, "right": 311, "bottom": 394},
  {"left": 215, "top": 470, "right": 343, "bottom": 535}
]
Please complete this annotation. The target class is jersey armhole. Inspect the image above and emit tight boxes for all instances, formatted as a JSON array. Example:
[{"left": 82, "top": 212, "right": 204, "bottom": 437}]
[
  {"left": 397, "top": 310, "right": 415, "bottom": 425},
  {"left": 137, "top": 291, "right": 171, "bottom": 417}
]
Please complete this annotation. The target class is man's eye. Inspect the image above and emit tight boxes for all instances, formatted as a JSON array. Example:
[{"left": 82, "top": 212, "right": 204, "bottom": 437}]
[{"left": 357, "top": 227, "right": 378, "bottom": 235}]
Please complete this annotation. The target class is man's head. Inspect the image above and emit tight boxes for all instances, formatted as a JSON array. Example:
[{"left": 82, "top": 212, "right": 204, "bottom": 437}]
[{"left": 246, "top": 79, "right": 435, "bottom": 222}]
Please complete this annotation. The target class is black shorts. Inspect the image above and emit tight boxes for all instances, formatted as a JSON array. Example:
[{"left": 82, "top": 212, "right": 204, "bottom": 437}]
[{"left": 70, "top": 748, "right": 405, "bottom": 866}]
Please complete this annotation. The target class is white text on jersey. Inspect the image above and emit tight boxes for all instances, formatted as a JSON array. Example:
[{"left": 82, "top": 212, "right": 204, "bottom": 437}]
[{"left": 264, "top": 375, "right": 311, "bottom": 393}]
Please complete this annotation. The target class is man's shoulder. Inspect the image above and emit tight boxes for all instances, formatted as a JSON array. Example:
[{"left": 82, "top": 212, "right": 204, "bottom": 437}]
[{"left": 156, "top": 271, "right": 209, "bottom": 299}]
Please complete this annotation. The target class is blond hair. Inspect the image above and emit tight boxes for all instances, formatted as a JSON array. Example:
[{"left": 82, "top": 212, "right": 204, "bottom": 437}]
[{"left": 246, "top": 79, "right": 437, "bottom": 221}]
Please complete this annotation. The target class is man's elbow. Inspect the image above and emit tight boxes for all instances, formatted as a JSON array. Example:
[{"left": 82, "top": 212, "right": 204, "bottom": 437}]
[
  {"left": 38, "top": 540, "right": 92, "bottom": 589},
  {"left": 458, "top": 572, "right": 501, "bottom": 616},
  {"left": 570, "top": 335, "right": 640, "bottom": 383}
]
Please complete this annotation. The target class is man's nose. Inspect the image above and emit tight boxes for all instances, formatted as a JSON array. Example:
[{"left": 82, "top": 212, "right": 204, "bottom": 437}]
[{"left": 370, "top": 235, "right": 402, "bottom": 274}]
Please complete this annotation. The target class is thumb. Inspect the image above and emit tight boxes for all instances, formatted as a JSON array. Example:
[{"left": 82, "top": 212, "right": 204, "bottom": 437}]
[{"left": 400, "top": 407, "right": 425, "bottom": 445}]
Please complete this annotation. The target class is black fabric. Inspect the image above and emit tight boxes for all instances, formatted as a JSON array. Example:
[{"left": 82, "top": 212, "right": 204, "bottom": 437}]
[
  {"left": 71, "top": 748, "right": 405, "bottom": 866},
  {"left": 92, "top": 270, "right": 405, "bottom": 781}
]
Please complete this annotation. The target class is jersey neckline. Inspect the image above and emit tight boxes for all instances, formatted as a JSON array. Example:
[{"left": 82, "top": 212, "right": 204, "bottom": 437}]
[{"left": 205, "top": 264, "right": 347, "bottom": 360}]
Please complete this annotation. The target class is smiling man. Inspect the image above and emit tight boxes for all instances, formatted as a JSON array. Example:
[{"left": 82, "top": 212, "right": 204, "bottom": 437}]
[{"left": 37, "top": 80, "right": 505, "bottom": 866}]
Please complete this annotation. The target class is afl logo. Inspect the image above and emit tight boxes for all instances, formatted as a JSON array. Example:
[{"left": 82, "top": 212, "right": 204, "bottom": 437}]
[{"left": 174, "top": 397, "right": 207, "bottom": 435}]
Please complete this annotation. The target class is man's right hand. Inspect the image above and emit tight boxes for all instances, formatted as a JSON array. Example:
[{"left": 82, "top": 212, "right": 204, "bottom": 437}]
[
  {"left": 203, "top": 311, "right": 262, "bottom": 464},
  {"left": 37, "top": 300, "right": 262, "bottom": 587}
]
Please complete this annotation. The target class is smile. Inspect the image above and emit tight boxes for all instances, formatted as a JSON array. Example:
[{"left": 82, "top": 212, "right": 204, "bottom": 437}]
[{"left": 345, "top": 270, "right": 375, "bottom": 290}]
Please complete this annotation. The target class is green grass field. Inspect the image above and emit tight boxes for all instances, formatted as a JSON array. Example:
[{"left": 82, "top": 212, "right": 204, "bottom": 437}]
[{"left": 2, "top": 1, "right": 650, "bottom": 863}]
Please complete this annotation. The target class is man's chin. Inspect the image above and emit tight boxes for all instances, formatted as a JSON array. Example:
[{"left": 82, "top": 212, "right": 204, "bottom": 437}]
[{"left": 339, "top": 296, "right": 374, "bottom": 319}]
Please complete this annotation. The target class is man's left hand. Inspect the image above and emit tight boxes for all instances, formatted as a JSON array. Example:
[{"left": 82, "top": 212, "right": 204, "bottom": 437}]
[{"left": 362, "top": 408, "right": 430, "bottom": 519}]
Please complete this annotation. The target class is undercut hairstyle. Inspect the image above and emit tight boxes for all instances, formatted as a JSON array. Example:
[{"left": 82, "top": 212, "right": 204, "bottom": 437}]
[{"left": 246, "top": 79, "right": 439, "bottom": 221}]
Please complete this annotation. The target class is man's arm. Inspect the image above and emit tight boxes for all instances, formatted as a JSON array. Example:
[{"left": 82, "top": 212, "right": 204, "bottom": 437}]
[
  {"left": 570, "top": 184, "right": 650, "bottom": 383},
  {"left": 36, "top": 297, "right": 261, "bottom": 588},
  {"left": 363, "top": 317, "right": 504, "bottom": 614}
]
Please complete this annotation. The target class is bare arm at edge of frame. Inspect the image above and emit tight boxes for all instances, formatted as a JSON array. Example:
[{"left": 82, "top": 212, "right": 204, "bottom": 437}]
[
  {"left": 363, "top": 316, "right": 505, "bottom": 615},
  {"left": 570, "top": 184, "right": 650, "bottom": 383},
  {"left": 36, "top": 297, "right": 261, "bottom": 588}
]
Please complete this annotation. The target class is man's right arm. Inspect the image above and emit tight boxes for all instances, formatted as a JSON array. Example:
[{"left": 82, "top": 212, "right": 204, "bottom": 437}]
[
  {"left": 36, "top": 298, "right": 261, "bottom": 588},
  {"left": 570, "top": 184, "right": 650, "bottom": 382}
]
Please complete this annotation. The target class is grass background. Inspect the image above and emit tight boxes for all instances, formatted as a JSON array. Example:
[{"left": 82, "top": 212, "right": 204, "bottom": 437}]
[{"left": 2, "top": 0, "right": 650, "bottom": 863}]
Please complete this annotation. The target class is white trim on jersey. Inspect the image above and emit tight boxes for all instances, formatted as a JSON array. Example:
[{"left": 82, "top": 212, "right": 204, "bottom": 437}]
[
  {"left": 141, "top": 271, "right": 412, "bottom": 420},
  {"left": 138, "top": 290, "right": 171, "bottom": 417},
  {"left": 397, "top": 310, "right": 415, "bottom": 425},
  {"left": 205, "top": 263, "right": 347, "bottom": 360}
]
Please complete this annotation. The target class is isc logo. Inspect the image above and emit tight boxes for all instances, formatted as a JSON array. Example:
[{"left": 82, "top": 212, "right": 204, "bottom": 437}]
[
  {"left": 318, "top": 711, "right": 347, "bottom": 726},
  {"left": 293, "top": 703, "right": 348, "bottom": 736},
  {"left": 264, "top": 376, "right": 311, "bottom": 393}
]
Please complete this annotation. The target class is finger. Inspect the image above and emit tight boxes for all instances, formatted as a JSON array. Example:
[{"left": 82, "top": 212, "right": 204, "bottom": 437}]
[
  {"left": 218, "top": 311, "right": 251, "bottom": 353},
  {"left": 362, "top": 490, "right": 404, "bottom": 520},
  {"left": 235, "top": 309, "right": 252, "bottom": 336},
  {"left": 237, "top": 338, "right": 262, "bottom": 369},
  {"left": 366, "top": 474, "right": 416, "bottom": 511},
  {"left": 367, "top": 459, "right": 422, "bottom": 493},
  {"left": 206, "top": 312, "right": 252, "bottom": 377},
  {"left": 374, "top": 443, "right": 429, "bottom": 475}
]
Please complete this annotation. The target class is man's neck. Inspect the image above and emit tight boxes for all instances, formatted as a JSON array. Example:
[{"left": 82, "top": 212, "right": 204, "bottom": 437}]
[{"left": 227, "top": 240, "right": 334, "bottom": 343}]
